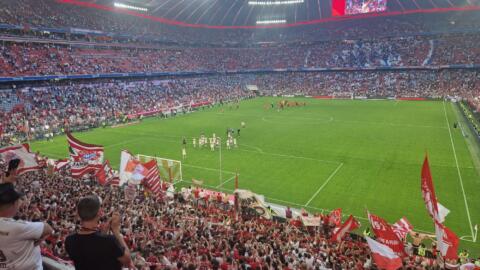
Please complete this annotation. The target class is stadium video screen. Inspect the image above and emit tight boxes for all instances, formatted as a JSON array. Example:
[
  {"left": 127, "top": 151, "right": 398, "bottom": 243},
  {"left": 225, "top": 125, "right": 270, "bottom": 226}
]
[{"left": 332, "top": 0, "right": 387, "bottom": 16}]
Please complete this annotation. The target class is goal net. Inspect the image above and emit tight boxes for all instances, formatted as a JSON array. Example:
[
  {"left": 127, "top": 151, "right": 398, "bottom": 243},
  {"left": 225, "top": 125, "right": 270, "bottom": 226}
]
[{"left": 137, "top": 155, "right": 183, "bottom": 183}]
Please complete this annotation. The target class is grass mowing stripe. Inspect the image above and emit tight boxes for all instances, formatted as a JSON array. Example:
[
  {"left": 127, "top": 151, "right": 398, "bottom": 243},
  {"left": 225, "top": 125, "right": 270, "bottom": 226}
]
[
  {"left": 443, "top": 101, "right": 475, "bottom": 239},
  {"left": 305, "top": 163, "right": 344, "bottom": 206}
]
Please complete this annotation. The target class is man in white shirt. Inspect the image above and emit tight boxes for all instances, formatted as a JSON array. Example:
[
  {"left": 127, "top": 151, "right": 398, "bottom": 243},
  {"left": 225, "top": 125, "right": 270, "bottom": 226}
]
[{"left": 0, "top": 183, "right": 53, "bottom": 270}]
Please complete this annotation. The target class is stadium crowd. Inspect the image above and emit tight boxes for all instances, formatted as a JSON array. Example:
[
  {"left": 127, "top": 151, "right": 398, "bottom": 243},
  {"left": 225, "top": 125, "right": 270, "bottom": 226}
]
[
  {"left": 0, "top": 32, "right": 480, "bottom": 77},
  {"left": 0, "top": 33, "right": 479, "bottom": 77},
  {"left": 1, "top": 0, "right": 480, "bottom": 44},
  {"left": 3, "top": 163, "right": 475, "bottom": 270},
  {"left": 1, "top": 69, "right": 479, "bottom": 147},
  {"left": 1, "top": 1, "right": 480, "bottom": 269},
  {"left": 0, "top": 77, "right": 252, "bottom": 146}
]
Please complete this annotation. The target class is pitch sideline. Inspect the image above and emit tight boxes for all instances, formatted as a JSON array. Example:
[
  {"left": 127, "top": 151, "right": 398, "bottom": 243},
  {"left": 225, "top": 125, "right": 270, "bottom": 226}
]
[{"left": 443, "top": 101, "right": 475, "bottom": 240}]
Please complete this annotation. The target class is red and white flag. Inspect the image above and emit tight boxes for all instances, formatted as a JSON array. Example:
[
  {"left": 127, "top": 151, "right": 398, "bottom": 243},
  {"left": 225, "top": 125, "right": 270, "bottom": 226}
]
[
  {"left": 54, "top": 159, "right": 69, "bottom": 172},
  {"left": 67, "top": 132, "right": 104, "bottom": 178},
  {"left": 392, "top": 217, "right": 413, "bottom": 241},
  {"left": 95, "top": 160, "right": 118, "bottom": 186},
  {"left": 0, "top": 144, "right": 40, "bottom": 175},
  {"left": 328, "top": 208, "right": 342, "bottom": 226},
  {"left": 330, "top": 215, "right": 360, "bottom": 242},
  {"left": 119, "top": 150, "right": 147, "bottom": 186},
  {"left": 366, "top": 236, "right": 403, "bottom": 270},
  {"left": 368, "top": 212, "right": 406, "bottom": 257},
  {"left": 421, "top": 155, "right": 459, "bottom": 258},
  {"left": 421, "top": 156, "right": 449, "bottom": 223},
  {"left": 435, "top": 222, "right": 459, "bottom": 260},
  {"left": 143, "top": 159, "right": 162, "bottom": 195}
]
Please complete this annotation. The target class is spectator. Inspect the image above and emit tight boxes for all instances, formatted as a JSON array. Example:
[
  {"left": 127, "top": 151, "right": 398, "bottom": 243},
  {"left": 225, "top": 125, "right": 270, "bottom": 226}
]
[
  {"left": 65, "top": 195, "right": 131, "bottom": 270},
  {"left": 0, "top": 183, "right": 53, "bottom": 270},
  {"left": 285, "top": 206, "right": 292, "bottom": 219},
  {"left": 0, "top": 159, "right": 20, "bottom": 184}
]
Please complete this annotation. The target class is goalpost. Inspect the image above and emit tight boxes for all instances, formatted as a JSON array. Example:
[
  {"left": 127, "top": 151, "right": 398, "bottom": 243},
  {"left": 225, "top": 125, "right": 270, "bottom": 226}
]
[{"left": 137, "top": 154, "right": 183, "bottom": 183}]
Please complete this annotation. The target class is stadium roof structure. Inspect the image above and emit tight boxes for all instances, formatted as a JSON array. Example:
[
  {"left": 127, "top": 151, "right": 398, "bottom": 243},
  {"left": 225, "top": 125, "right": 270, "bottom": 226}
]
[{"left": 58, "top": 0, "right": 480, "bottom": 29}]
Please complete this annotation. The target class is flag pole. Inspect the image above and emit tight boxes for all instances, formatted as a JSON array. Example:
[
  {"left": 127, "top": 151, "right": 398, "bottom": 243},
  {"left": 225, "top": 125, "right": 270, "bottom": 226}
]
[
  {"left": 474, "top": 224, "right": 478, "bottom": 242},
  {"left": 219, "top": 137, "right": 222, "bottom": 186},
  {"left": 234, "top": 170, "right": 238, "bottom": 190}
]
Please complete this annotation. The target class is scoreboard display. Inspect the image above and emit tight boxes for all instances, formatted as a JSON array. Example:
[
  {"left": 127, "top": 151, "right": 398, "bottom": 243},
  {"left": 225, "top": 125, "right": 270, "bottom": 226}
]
[{"left": 332, "top": 0, "right": 387, "bottom": 16}]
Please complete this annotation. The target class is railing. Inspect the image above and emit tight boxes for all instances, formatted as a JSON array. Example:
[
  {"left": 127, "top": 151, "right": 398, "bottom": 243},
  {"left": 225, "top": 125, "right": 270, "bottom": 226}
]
[{"left": 0, "top": 65, "right": 479, "bottom": 83}]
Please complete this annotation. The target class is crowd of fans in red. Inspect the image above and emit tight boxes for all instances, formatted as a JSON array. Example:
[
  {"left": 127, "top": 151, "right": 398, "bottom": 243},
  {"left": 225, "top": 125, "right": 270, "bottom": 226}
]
[
  {"left": 1, "top": 33, "right": 480, "bottom": 77},
  {"left": 1, "top": 69, "right": 479, "bottom": 147},
  {"left": 0, "top": 1, "right": 480, "bottom": 269},
  {"left": 0, "top": 77, "right": 252, "bottom": 146},
  {"left": 5, "top": 163, "right": 473, "bottom": 270}
]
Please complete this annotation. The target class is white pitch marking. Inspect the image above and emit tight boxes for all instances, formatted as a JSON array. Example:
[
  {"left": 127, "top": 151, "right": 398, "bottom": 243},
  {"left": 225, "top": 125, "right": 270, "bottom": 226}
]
[
  {"left": 216, "top": 174, "right": 238, "bottom": 188},
  {"left": 304, "top": 162, "right": 344, "bottom": 206},
  {"left": 443, "top": 101, "right": 475, "bottom": 239}
]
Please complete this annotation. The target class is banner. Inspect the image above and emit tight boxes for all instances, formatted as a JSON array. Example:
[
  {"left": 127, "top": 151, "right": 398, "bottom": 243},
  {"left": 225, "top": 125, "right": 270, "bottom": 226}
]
[
  {"left": 119, "top": 150, "right": 147, "bottom": 186},
  {"left": 143, "top": 159, "right": 161, "bottom": 195},
  {"left": 67, "top": 132, "right": 104, "bottom": 178},
  {"left": 435, "top": 222, "right": 459, "bottom": 260},
  {"left": 301, "top": 216, "right": 322, "bottom": 227},
  {"left": 330, "top": 215, "right": 360, "bottom": 242},
  {"left": 365, "top": 237, "right": 403, "bottom": 270},
  {"left": 0, "top": 144, "right": 40, "bottom": 175},
  {"left": 368, "top": 212, "right": 406, "bottom": 257},
  {"left": 421, "top": 156, "right": 450, "bottom": 223},
  {"left": 328, "top": 208, "right": 342, "bottom": 226},
  {"left": 392, "top": 217, "right": 413, "bottom": 241}
]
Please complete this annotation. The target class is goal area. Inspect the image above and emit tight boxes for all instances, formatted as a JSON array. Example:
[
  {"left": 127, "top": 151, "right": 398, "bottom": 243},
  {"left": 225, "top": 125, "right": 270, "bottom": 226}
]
[{"left": 137, "top": 155, "right": 183, "bottom": 183}]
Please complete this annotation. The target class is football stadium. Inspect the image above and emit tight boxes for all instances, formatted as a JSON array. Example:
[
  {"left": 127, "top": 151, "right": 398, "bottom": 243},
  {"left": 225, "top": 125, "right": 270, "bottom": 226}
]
[{"left": 1, "top": 0, "right": 480, "bottom": 269}]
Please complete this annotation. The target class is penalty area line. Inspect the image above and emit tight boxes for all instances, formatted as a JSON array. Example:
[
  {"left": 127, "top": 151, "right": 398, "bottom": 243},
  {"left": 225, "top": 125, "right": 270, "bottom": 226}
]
[{"left": 304, "top": 163, "right": 344, "bottom": 207}]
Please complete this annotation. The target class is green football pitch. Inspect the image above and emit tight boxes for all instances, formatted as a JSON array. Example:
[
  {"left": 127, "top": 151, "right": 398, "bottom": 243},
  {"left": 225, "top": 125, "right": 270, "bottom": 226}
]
[{"left": 30, "top": 97, "right": 480, "bottom": 252}]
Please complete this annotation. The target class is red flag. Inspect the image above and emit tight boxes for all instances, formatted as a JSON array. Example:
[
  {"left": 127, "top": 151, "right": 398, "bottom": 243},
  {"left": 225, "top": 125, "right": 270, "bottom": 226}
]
[
  {"left": 368, "top": 212, "right": 406, "bottom": 257},
  {"left": 435, "top": 222, "right": 459, "bottom": 260},
  {"left": 54, "top": 159, "right": 69, "bottom": 172},
  {"left": 330, "top": 215, "right": 360, "bottom": 242},
  {"left": 96, "top": 163, "right": 107, "bottom": 185},
  {"left": 67, "top": 132, "right": 104, "bottom": 178},
  {"left": 0, "top": 144, "right": 40, "bottom": 175},
  {"left": 392, "top": 217, "right": 414, "bottom": 241},
  {"left": 421, "top": 155, "right": 450, "bottom": 223},
  {"left": 95, "top": 161, "right": 114, "bottom": 186},
  {"left": 328, "top": 208, "right": 342, "bottom": 226},
  {"left": 366, "top": 237, "right": 403, "bottom": 270},
  {"left": 143, "top": 159, "right": 161, "bottom": 195},
  {"left": 421, "top": 156, "right": 440, "bottom": 221}
]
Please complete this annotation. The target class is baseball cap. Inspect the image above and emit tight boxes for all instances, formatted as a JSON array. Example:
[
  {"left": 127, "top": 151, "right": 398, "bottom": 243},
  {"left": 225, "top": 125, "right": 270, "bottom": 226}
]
[{"left": 0, "top": 183, "right": 24, "bottom": 206}]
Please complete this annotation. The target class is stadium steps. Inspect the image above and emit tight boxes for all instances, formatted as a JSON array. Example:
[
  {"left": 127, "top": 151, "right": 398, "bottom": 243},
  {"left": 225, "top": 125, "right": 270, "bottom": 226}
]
[{"left": 423, "top": 40, "right": 435, "bottom": 66}]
